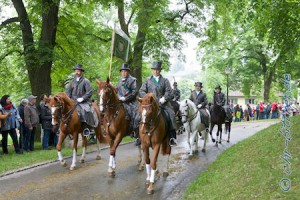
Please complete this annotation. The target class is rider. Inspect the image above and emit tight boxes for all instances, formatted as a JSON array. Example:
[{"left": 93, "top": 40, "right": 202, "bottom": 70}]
[
  {"left": 171, "top": 82, "right": 181, "bottom": 101},
  {"left": 139, "top": 61, "right": 178, "bottom": 146},
  {"left": 214, "top": 85, "right": 231, "bottom": 122},
  {"left": 116, "top": 63, "right": 140, "bottom": 145},
  {"left": 66, "top": 64, "right": 98, "bottom": 135},
  {"left": 189, "top": 82, "right": 209, "bottom": 131}
]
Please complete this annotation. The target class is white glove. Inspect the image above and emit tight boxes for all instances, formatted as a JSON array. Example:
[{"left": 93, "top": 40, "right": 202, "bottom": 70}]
[
  {"left": 159, "top": 97, "right": 166, "bottom": 104},
  {"left": 197, "top": 104, "right": 202, "bottom": 109},
  {"left": 77, "top": 97, "right": 84, "bottom": 103},
  {"left": 119, "top": 96, "right": 125, "bottom": 101}
]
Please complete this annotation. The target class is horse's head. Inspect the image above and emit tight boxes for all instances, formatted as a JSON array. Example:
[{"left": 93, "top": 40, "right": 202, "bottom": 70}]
[
  {"left": 96, "top": 78, "right": 118, "bottom": 112},
  {"left": 179, "top": 99, "right": 190, "bottom": 123},
  {"left": 138, "top": 93, "right": 158, "bottom": 134},
  {"left": 47, "top": 94, "right": 63, "bottom": 125}
]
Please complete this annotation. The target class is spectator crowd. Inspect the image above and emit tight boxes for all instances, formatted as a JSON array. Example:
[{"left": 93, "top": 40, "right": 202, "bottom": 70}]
[
  {"left": 0, "top": 94, "right": 58, "bottom": 156},
  {"left": 230, "top": 100, "right": 300, "bottom": 122}
]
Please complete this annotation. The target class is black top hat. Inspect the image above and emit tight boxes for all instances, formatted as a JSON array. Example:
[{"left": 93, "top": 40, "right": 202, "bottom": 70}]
[
  {"left": 151, "top": 61, "right": 162, "bottom": 70},
  {"left": 73, "top": 64, "right": 85, "bottom": 72},
  {"left": 215, "top": 85, "right": 222, "bottom": 90},
  {"left": 173, "top": 82, "right": 178, "bottom": 86},
  {"left": 120, "top": 63, "right": 130, "bottom": 72},
  {"left": 194, "top": 82, "right": 203, "bottom": 87}
]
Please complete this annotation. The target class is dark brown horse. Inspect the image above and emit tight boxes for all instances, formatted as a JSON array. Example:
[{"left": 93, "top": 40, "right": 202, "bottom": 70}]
[
  {"left": 96, "top": 78, "right": 144, "bottom": 177},
  {"left": 138, "top": 93, "right": 171, "bottom": 195},
  {"left": 46, "top": 92, "right": 107, "bottom": 170},
  {"left": 209, "top": 96, "right": 232, "bottom": 146}
]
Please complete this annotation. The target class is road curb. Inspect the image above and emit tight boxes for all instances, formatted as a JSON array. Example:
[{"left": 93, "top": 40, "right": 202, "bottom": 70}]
[{"left": 0, "top": 141, "right": 134, "bottom": 178}]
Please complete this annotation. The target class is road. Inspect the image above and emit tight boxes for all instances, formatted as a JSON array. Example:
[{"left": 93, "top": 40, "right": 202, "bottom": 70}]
[{"left": 0, "top": 120, "right": 278, "bottom": 200}]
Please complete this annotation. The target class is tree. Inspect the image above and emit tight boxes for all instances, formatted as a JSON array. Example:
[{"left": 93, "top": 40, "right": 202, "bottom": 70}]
[{"left": 199, "top": 0, "right": 300, "bottom": 102}]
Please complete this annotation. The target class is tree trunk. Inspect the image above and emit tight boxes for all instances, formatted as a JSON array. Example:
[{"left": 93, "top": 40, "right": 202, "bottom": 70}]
[
  {"left": 130, "top": 28, "right": 146, "bottom": 88},
  {"left": 13, "top": 0, "right": 60, "bottom": 141}
]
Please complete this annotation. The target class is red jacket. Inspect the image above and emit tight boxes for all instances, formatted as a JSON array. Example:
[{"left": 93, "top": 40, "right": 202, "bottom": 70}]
[
  {"left": 259, "top": 103, "right": 264, "bottom": 112},
  {"left": 271, "top": 102, "right": 277, "bottom": 111}
]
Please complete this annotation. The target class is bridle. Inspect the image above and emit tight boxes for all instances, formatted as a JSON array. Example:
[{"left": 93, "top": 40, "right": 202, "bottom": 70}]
[
  {"left": 139, "top": 103, "right": 161, "bottom": 135},
  {"left": 51, "top": 96, "right": 78, "bottom": 128},
  {"left": 181, "top": 103, "right": 198, "bottom": 124},
  {"left": 99, "top": 85, "right": 121, "bottom": 111}
]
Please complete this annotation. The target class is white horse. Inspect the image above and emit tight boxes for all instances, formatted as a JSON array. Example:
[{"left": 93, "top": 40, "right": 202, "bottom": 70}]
[{"left": 178, "top": 99, "right": 209, "bottom": 156}]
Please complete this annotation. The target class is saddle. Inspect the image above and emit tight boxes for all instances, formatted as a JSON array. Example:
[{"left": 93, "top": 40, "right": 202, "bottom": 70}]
[{"left": 199, "top": 108, "right": 209, "bottom": 128}]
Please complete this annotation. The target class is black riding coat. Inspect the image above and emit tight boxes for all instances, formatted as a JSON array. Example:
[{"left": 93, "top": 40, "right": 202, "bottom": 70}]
[{"left": 189, "top": 90, "right": 208, "bottom": 108}]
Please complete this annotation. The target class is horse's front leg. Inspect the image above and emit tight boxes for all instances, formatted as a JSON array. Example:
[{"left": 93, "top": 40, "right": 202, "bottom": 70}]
[
  {"left": 95, "top": 127, "right": 102, "bottom": 160},
  {"left": 70, "top": 132, "right": 79, "bottom": 170},
  {"left": 184, "top": 123, "right": 192, "bottom": 154},
  {"left": 202, "top": 129, "right": 208, "bottom": 152},
  {"left": 189, "top": 130, "right": 197, "bottom": 156},
  {"left": 219, "top": 125, "right": 222, "bottom": 144},
  {"left": 57, "top": 131, "right": 67, "bottom": 167},
  {"left": 147, "top": 145, "right": 161, "bottom": 195},
  {"left": 144, "top": 146, "right": 151, "bottom": 185},
  {"left": 227, "top": 122, "right": 231, "bottom": 143},
  {"left": 210, "top": 123, "right": 216, "bottom": 143},
  {"left": 137, "top": 145, "right": 145, "bottom": 171},
  {"left": 80, "top": 133, "right": 87, "bottom": 163},
  {"left": 108, "top": 133, "right": 122, "bottom": 177}
]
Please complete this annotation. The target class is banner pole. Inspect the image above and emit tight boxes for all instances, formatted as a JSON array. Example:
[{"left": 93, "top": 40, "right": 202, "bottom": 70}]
[{"left": 109, "top": 26, "right": 115, "bottom": 79}]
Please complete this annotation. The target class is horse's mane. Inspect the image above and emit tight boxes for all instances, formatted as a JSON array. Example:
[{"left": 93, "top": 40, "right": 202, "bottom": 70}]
[
  {"left": 54, "top": 92, "right": 74, "bottom": 105},
  {"left": 96, "top": 80, "right": 117, "bottom": 94}
]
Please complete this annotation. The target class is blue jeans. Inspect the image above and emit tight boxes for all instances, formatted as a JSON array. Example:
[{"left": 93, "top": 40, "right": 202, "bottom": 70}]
[
  {"left": 43, "top": 129, "right": 50, "bottom": 149},
  {"left": 271, "top": 111, "right": 278, "bottom": 119},
  {"left": 24, "top": 127, "right": 36, "bottom": 151}
]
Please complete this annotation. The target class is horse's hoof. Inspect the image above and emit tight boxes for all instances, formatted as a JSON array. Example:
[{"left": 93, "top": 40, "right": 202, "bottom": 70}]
[
  {"left": 163, "top": 172, "right": 169, "bottom": 177},
  {"left": 70, "top": 166, "right": 76, "bottom": 170},
  {"left": 96, "top": 155, "right": 101, "bottom": 160},
  {"left": 194, "top": 150, "right": 199, "bottom": 154},
  {"left": 227, "top": 140, "right": 230, "bottom": 143},
  {"left": 138, "top": 165, "right": 144, "bottom": 171},
  {"left": 147, "top": 189, "right": 154, "bottom": 195},
  {"left": 202, "top": 148, "right": 206, "bottom": 153},
  {"left": 108, "top": 171, "right": 115, "bottom": 177},
  {"left": 146, "top": 180, "right": 150, "bottom": 185},
  {"left": 80, "top": 159, "right": 85, "bottom": 163},
  {"left": 61, "top": 160, "right": 67, "bottom": 167},
  {"left": 212, "top": 139, "right": 215, "bottom": 143},
  {"left": 219, "top": 141, "right": 222, "bottom": 144}
]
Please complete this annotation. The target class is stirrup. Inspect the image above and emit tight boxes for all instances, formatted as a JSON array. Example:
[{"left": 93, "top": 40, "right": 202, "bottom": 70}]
[{"left": 83, "top": 128, "right": 94, "bottom": 137}]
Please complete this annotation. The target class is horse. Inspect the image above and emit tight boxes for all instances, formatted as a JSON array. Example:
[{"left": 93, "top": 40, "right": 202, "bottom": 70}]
[
  {"left": 209, "top": 99, "right": 231, "bottom": 146},
  {"left": 96, "top": 78, "right": 144, "bottom": 177},
  {"left": 46, "top": 92, "right": 106, "bottom": 170},
  {"left": 138, "top": 93, "right": 171, "bottom": 195},
  {"left": 178, "top": 99, "right": 208, "bottom": 156}
]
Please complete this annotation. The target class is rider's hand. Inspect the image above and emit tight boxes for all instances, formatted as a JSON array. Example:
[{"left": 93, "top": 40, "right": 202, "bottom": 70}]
[
  {"left": 77, "top": 97, "right": 84, "bottom": 103},
  {"left": 159, "top": 97, "right": 166, "bottom": 104},
  {"left": 119, "top": 96, "right": 125, "bottom": 101},
  {"left": 197, "top": 104, "right": 202, "bottom": 109}
]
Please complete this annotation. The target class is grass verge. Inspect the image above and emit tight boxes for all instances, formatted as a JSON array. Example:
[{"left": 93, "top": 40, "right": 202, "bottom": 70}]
[
  {"left": 0, "top": 136, "right": 134, "bottom": 175},
  {"left": 182, "top": 115, "right": 299, "bottom": 199}
]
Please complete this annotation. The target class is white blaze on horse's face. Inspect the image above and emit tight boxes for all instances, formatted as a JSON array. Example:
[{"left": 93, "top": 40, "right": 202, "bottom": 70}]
[
  {"left": 99, "top": 89, "right": 104, "bottom": 112},
  {"left": 51, "top": 106, "right": 57, "bottom": 125},
  {"left": 141, "top": 108, "right": 147, "bottom": 123}
]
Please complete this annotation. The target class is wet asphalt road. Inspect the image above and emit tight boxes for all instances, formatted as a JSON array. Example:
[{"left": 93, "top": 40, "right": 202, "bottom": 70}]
[{"left": 0, "top": 120, "right": 278, "bottom": 200}]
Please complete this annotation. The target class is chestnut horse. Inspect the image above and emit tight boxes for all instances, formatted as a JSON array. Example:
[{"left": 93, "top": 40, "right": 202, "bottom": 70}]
[
  {"left": 46, "top": 92, "right": 107, "bottom": 170},
  {"left": 96, "top": 78, "right": 144, "bottom": 177},
  {"left": 138, "top": 93, "right": 171, "bottom": 195}
]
